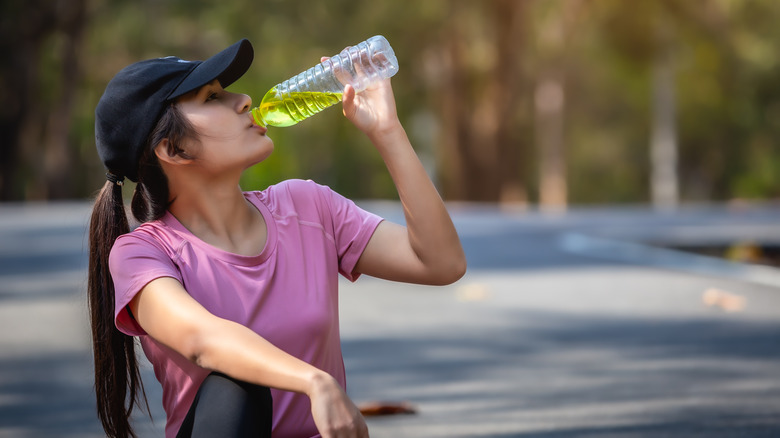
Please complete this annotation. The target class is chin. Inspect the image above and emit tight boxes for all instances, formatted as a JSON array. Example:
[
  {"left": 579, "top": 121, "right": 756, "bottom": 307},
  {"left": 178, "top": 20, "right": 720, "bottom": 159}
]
[{"left": 249, "top": 143, "right": 274, "bottom": 166}]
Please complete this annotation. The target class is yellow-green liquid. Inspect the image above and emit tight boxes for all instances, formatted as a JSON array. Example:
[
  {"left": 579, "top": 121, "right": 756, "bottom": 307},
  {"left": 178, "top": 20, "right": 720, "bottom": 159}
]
[{"left": 251, "top": 88, "right": 343, "bottom": 127}]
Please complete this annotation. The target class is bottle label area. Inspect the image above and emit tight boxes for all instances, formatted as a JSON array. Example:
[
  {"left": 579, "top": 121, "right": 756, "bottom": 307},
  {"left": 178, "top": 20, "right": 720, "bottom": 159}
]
[
  {"left": 249, "top": 36, "right": 396, "bottom": 128},
  {"left": 253, "top": 88, "right": 343, "bottom": 127}
]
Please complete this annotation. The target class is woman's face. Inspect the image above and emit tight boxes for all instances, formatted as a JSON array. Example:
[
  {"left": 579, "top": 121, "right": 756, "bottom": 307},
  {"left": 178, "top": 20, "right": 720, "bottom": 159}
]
[{"left": 175, "top": 80, "right": 273, "bottom": 175}]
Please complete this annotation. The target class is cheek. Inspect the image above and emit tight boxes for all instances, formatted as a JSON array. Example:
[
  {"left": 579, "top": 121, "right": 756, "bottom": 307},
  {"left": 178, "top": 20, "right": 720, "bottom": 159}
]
[{"left": 188, "top": 110, "right": 240, "bottom": 139}]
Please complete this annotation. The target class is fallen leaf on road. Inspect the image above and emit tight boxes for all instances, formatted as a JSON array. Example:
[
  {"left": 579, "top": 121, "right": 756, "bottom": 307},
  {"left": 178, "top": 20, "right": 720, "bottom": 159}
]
[
  {"left": 358, "top": 401, "right": 417, "bottom": 416},
  {"left": 702, "top": 288, "right": 746, "bottom": 312},
  {"left": 456, "top": 283, "right": 491, "bottom": 302}
]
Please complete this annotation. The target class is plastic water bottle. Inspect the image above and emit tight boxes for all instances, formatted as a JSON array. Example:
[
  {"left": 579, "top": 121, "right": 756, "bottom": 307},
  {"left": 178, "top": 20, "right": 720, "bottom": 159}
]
[{"left": 250, "top": 35, "right": 399, "bottom": 127}]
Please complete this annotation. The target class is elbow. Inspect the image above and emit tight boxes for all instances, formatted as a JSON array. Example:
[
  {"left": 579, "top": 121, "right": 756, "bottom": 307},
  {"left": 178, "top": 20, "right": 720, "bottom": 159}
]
[
  {"left": 182, "top": 319, "right": 248, "bottom": 371},
  {"left": 447, "top": 254, "right": 468, "bottom": 284},
  {"left": 182, "top": 335, "right": 205, "bottom": 367},
  {"left": 429, "top": 250, "right": 467, "bottom": 286},
  {"left": 455, "top": 255, "right": 468, "bottom": 281},
  {"left": 181, "top": 327, "right": 217, "bottom": 369}
]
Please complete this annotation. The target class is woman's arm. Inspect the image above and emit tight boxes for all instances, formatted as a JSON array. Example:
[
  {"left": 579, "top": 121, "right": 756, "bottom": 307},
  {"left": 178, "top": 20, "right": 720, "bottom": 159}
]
[
  {"left": 129, "top": 277, "right": 368, "bottom": 438},
  {"left": 342, "top": 81, "right": 467, "bottom": 285}
]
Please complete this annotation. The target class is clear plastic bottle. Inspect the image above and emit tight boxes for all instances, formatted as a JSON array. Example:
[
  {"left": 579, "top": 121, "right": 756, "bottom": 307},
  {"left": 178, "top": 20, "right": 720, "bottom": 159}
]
[{"left": 250, "top": 35, "right": 399, "bottom": 127}]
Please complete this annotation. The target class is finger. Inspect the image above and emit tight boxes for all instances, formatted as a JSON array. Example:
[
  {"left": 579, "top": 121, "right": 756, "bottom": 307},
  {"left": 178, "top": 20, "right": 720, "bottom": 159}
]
[
  {"left": 341, "top": 84, "right": 356, "bottom": 117},
  {"left": 343, "top": 84, "right": 355, "bottom": 102},
  {"left": 341, "top": 87, "right": 355, "bottom": 119},
  {"left": 321, "top": 56, "right": 329, "bottom": 63}
]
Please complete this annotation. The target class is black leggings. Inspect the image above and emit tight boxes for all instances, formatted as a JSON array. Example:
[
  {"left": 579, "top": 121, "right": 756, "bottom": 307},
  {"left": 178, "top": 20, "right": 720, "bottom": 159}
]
[{"left": 176, "top": 372, "right": 273, "bottom": 438}]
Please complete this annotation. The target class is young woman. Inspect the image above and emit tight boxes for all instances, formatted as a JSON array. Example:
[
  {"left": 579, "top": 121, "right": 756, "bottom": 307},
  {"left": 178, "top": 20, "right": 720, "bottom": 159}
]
[{"left": 88, "top": 38, "right": 466, "bottom": 438}]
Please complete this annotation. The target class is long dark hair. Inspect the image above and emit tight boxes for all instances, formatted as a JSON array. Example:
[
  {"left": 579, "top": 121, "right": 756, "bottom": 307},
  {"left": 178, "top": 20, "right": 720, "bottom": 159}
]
[{"left": 87, "top": 103, "right": 195, "bottom": 438}]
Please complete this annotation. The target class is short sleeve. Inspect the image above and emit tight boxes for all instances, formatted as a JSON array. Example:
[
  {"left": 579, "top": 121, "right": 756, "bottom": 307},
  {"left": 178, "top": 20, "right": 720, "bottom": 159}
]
[
  {"left": 318, "top": 184, "right": 383, "bottom": 281},
  {"left": 109, "top": 232, "right": 183, "bottom": 336}
]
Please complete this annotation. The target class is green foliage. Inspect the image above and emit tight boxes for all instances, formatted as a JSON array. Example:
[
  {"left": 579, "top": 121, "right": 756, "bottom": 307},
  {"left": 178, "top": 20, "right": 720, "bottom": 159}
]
[{"left": 7, "top": 0, "right": 780, "bottom": 202}]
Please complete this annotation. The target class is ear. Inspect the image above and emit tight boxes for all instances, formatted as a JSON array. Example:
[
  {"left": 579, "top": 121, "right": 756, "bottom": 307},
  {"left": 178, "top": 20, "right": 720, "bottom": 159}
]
[{"left": 154, "top": 139, "right": 193, "bottom": 166}]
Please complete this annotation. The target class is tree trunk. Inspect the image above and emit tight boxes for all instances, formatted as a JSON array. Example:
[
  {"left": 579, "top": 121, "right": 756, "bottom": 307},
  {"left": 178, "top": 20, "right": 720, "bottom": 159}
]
[
  {"left": 0, "top": 0, "right": 87, "bottom": 200},
  {"left": 42, "top": 0, "right": 87, "bottom": 199},
  {"left": 436, "top": 0, "right": 528, "bottom": 203},
  {"left": 533, "top": 0, "right": 584, "bottom": 212},
  {"left": 0, "top": 1, "right": 55, "bottom": 200},
  {"left": 494, "top": 0, "right": 528, "bottom": 207},
  {"left": 535, "top": 75, "right": 567, "bottom": 211},
  {"left": 650, "top": 21, "right": 679, "bottom": 210}
]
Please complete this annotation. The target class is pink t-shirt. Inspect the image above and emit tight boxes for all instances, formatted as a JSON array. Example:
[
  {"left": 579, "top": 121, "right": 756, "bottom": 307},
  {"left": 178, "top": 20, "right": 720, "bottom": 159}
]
[{"left": 109, "top": 179, "right": 383, "bottom": 438}]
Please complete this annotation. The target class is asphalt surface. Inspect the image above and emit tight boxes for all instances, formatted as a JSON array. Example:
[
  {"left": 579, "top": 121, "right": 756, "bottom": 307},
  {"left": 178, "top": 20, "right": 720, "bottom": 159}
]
[{"left": 1, "top": 200, "right": 779, "bottom": 437}]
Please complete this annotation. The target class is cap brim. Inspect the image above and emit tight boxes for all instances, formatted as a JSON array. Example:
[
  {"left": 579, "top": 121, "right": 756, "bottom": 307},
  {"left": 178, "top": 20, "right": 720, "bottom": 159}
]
[{"left": 167, "top": 39, "right": 254, "bottom": 100}]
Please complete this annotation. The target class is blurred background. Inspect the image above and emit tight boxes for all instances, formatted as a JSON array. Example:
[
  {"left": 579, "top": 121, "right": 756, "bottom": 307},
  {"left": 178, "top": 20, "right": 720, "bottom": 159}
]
[
  {"left": 2, "top": 1, "right": 780, "bottom": 437},
  {"left": 3, "top": 0, "right": 780, "bottom": 207}
]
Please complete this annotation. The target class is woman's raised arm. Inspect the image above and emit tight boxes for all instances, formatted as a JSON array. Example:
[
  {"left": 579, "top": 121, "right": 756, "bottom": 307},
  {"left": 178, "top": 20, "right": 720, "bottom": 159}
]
[{"left": 343, "top": 81, "right": 467, "bottom": 285}]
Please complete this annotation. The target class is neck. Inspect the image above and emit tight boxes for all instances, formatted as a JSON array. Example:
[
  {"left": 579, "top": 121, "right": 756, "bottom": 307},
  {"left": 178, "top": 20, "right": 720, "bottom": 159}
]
[{"left": 166, "top": 175, "right": 265, "bottom": 255}]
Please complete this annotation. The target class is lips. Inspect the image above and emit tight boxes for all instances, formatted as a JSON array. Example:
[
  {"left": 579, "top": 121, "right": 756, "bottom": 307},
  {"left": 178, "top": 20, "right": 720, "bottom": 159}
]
[{"left": 249, "top": 115, "right": 268, "bottom": 134}]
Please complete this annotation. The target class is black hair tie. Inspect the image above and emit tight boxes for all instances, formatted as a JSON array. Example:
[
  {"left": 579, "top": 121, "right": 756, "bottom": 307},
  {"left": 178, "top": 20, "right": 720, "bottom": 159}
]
[{"left": 106, "top": 172, "right": 125, "bottom": 186}]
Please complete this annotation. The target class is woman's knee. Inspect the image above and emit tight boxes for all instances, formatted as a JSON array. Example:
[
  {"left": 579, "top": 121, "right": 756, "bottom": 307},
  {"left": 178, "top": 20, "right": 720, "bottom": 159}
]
[{"left": 179, "top": 372, "right": 273, "bottom": 438}]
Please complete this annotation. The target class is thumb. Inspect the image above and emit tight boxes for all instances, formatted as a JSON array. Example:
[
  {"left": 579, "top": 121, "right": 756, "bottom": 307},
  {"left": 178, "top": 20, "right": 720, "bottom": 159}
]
[{"left": 341, "top": 84, "right": 357, "bottom": 118}]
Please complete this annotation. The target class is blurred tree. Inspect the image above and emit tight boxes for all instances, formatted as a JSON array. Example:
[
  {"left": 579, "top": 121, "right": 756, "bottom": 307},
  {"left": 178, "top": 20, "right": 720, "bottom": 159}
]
[
  {"left": 433, "top": 0, "right": 530, "bottom": 202},
  {"left": 587, "top": 0, "right": 684, "bottom": 208},
  {"left": 0, "top": 0, "right": 87, "bottom": 200},
  {"left": 532, "top": 0, "right": 585, "bottom": 211},
  {"left": 4, "top": 0, "right": 780, "bottom": 204},
  {"left": 586, "top": 0, "right": 780, "bottom": 204},
  {"left": 650, "top": 9, "right": 680, "bottom": 210}
]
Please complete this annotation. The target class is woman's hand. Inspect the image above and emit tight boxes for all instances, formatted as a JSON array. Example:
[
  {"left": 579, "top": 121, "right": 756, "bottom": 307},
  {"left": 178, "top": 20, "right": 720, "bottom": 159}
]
[
  {"left": 341, "top": 80, "right": 400, "bottom": 138},
  {"left": 308, "top": 372, "right": 369, "bottom": 438},
  {"left": 320, "top": 55, "right": 400, "bottom": 138}
]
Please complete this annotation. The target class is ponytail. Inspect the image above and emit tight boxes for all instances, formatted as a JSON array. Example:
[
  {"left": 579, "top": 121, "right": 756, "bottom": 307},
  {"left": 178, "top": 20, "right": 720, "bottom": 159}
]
[
  {"left": 88, "top": 179, "right": 147, "bottom": 438},
  {"left": 88, "top": 103, "right": 193, "bottom": 437}
]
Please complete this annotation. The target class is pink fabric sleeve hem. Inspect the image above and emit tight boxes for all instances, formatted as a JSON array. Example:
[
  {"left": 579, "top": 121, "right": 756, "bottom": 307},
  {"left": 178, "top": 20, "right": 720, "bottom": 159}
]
[
  {"left": 114, "top": 272, "right": 182, "bottom": 336},
  {"left": 339, "top": 216, "right": 384, "bottom": 282}
]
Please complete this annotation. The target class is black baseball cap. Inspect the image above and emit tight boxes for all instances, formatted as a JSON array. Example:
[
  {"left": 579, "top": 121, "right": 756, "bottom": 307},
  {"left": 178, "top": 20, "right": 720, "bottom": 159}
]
[{"left": 95, "top": 39, "right": 254, "bottom": 182}]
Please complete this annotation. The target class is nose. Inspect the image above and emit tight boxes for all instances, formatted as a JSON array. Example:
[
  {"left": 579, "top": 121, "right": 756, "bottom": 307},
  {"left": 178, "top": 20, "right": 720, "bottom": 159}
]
[{"left": 235, "top": 93, "right": 252, "bottom": 113}]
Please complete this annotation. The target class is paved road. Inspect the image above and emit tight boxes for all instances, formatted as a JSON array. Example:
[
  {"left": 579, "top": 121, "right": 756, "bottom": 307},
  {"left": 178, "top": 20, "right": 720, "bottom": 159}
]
[{"left": 1, "top": 201, "right": 779, "bottom": 437}]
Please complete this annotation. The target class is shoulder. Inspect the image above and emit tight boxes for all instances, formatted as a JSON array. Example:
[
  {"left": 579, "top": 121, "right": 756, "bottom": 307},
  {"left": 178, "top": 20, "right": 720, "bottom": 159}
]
[
  {"left": 245, "top": 179, "right": 340, "bottom": 215},
  {"left": 264, "top": 179, "right": 334, "bottom": 200},
  {"left": 110, "top": 220, "right": 181, "bottom": 265}
]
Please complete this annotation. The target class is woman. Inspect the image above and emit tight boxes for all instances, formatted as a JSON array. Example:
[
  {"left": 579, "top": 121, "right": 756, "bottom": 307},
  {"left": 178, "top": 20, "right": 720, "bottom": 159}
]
[{"left": 88, "top": 38, "right": 466, "bottom": 438}]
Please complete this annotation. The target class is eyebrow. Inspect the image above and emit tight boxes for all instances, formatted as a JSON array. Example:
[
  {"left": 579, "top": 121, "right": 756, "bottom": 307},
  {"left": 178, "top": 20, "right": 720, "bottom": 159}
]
[
  {"left": 200, "top": 80, "right": 223, "bottom": 96},
  {"left": 203, "top": 80, "right": 221, "bottom": 91},
  {"left": 177, "top": 80, "right": 221, "bottom": 103}
]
